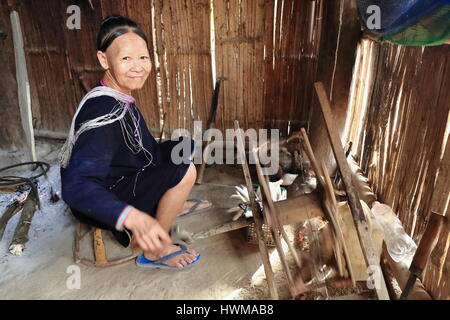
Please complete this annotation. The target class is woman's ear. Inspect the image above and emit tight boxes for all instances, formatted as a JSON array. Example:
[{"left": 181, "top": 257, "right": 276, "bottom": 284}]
[{"left": 97, "top": 51, "right": 109, "bottom": 70}]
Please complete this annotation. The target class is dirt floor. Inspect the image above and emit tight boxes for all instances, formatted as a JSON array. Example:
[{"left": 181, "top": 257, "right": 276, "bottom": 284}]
[{"left": 0, "top": 140, "right": 372, "bottom": 300}]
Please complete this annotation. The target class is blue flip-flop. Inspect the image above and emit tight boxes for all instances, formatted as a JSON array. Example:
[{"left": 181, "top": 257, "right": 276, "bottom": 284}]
[
  {"left": 135, "top": 243, "right": 200, "bottom": 269},
  {"left": 178, "top": 198, "right": 212, "bottom": 217}
]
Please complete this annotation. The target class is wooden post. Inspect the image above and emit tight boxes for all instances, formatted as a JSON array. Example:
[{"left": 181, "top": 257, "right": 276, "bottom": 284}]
[
  {"left": 9, "top": 190, "right": 38, "bottom": 255},
  {"left": 300, "top": 128, "right": 326, "bottom": 187},
  {"left": 0, "top": 200, "right": 23, "bottom": 241},
  {"left": 235, "top": 121, "right": 279, "bottom": 300},
  {"left": 10, "top": 10, "right": 36, "bottom": 162},
  {"left": 314, "top": 82, "right": 390, "bottom": 300},
  {"left": 93, "top": 228, "right": 107, "bottom": 264},
  {"left": 251, "top": 148, "right": 300, "bottom": 298},
  {"left": 321, "top": 160, "right": 356, "bottom": 285}
]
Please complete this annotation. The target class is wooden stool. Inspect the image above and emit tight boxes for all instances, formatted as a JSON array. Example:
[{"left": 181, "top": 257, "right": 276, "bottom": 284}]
[{"left": 73, "top": 222, "right": 140, "bottom": 267}]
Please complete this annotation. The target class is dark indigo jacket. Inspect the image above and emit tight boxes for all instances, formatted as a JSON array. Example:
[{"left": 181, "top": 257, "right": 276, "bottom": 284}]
[{"left": 60, "top": 95, "right": 161, "bottom": 230}]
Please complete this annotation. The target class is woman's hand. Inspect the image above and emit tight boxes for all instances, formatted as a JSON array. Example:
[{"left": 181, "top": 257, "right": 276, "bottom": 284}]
[{"left": 123, "top": 207, "right": 172, "bottom": 253}]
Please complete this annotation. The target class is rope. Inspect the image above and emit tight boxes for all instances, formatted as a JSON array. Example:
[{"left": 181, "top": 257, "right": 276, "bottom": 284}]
[{"left": 0, "top": 161, "right": 50, "bottom": 209}]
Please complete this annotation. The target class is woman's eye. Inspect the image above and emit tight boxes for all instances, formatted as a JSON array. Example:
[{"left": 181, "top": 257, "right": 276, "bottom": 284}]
[
  {"left": 141, "top": 56, "right": 150, "bottom": 60},
  {"left": 122, "top": 56, "right": 131, "bottom": 61}
]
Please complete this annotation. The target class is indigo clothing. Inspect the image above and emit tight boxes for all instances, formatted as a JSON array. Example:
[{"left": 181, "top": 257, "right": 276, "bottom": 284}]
[{"left": 60, "top": 94, "right": 194, "bottom": 243}]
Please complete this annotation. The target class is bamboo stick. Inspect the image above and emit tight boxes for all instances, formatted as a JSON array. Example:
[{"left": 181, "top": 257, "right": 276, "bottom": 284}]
[
  {"left": 235, "top": 120, "right": 279, "bottom": 300},
  {"left": 251, "top": 147, "right": 299, "bottom": 299}
]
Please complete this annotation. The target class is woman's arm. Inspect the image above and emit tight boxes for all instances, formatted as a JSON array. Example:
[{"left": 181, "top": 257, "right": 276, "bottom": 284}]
[{"left": 60, "top": 97, "right": 132, "bottom": 231}]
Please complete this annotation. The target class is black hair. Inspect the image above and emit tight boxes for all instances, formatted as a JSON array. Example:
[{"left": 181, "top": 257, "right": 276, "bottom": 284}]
[{"left": 96, "top": 15, "right": 148, "bottom": 52}]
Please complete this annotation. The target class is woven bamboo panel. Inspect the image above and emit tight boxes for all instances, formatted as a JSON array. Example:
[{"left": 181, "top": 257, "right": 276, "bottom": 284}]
[
  {"left": 14, "top": 0, "right": 161, "bottom": 135},
  {"left": 153, "top": 0, "right": 213, "bottom": 135},
  {"left": 346, "top": 40, "right": 450, "bottom": 299},
  {"left": 9, "top": 0, "right": 319, "bottom": 138},
  {"left": 0, "top": 0, "right": 26, "bottom": 149},
  {"left": 213, "top": 0, "right": 266, "bottom": 132}
]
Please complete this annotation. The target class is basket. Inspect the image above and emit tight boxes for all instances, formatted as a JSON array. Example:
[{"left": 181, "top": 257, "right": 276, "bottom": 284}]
[{"left": 246, "top": 221, "right": 275, "bottom": 247}]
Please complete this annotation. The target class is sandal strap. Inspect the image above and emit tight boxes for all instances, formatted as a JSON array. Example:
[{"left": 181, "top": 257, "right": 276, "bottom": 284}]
[
  {"left": 151, "top": 243, "right": 188, "bottom": 264},
  {"left": 187, "top": 201, "right": 202, "bottom": 214}
]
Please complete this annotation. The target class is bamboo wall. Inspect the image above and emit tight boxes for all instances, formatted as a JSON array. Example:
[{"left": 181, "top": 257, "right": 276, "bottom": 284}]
[
  {"left": 345, "top": 39, "right": 450, "bottom": 300},
  {"left": 1, "top": 0, "right": 323, "bottom": 141},
  {"left": 0, "top": 1, "right": 26, "bottom": 150}
]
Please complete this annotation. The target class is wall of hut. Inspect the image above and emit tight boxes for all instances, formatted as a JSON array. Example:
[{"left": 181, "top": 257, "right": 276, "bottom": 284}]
[
  {"left": 0, "top": 0, "right": 329, "bottom": 148},
  {"left": 345, "top": 39, "right": 450, "bottom": 300},
  {"left": 0, "top": 1, "right": 26, "bottom": 151}
]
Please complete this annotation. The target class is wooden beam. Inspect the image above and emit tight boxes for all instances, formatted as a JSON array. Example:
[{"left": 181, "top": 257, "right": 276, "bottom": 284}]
[
  {"left": 252, "top": 148, "right": 301, "bottom": 298},
  {"left": 314, "top": 81, "right": 390, "bottom": 300},
  {"left": 93, "top": 228, "right": 107, "bottom": 264},
  {"left": 321, "top": 160, "right": 356, "bottom": 285},
  {"left": 9, "top": 190, "right": 38, "bottom": 256},
  {"left": 300, "top": 128, "right": 326, "bottom": 187},
  {"left": 10, "top": 10, "right": 36, "bottom": 161},
  {"left": 234, "top": 120, "right": 279, "bottom": 300}
]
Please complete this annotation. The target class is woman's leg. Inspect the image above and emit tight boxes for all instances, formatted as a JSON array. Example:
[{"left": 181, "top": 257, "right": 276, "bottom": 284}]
[
  {"left": 156, "top": 163, "right": 196, "bottom": 230},
  {"left": 142, "top": 163, "right": 199, "bottom": 267}
]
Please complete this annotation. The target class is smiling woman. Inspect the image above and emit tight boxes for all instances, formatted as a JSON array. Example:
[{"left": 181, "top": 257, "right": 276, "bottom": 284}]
[
  {"left": 96, "top": 16, "right": 152, "bottom": 93},
  {"left": 59, "top": 15, "right": 211, "bottom": 270}
]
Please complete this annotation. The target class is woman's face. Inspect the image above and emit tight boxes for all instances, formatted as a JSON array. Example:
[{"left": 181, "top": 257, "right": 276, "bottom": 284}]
[{"left": 97, "top": 32, "right": 151, "bottom": 94}]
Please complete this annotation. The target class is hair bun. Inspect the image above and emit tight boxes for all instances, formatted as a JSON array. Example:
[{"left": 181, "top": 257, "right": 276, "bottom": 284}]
[
  {"left": 96, "top": 15, "right": 148, "bottom": 52},
  {"left": 101, "top": 15, "right": 121, "bottom": 26}
]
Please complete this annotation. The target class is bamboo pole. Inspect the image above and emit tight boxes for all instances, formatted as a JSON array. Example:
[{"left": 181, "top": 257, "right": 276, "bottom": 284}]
[
  {"left": 234, "top": 120, "right": 279, "bottom": 300},
  {"left": 10, "top": 10, "right": 36, "bottom": 162},
  {"left": 251, "top": 148, "right": 299, "bottom": 299}
]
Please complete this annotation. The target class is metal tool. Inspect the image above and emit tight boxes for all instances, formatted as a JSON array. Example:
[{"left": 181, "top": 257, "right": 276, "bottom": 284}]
[
  {"left": 171, "top": 217, "right": 251, "bottom": 244},
  {"left": 400, "top": 211, "right": 445, "bottom": 300},
  {"left": 196, "top": 76, "right": 227, "bottom": 184}
]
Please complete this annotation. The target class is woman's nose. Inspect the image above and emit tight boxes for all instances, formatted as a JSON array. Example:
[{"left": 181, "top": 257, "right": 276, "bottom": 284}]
[
  {"left": 131, "top": 63, "right": 143, "bottom": 72},
  {"left": 130, "top": 60, "right": 145, "bottom": 72}
]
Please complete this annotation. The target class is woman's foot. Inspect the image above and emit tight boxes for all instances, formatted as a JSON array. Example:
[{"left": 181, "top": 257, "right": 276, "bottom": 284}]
[
  {"left": 178, "top": 199, "right": 212, "bottom": 217},
  {"left": 143, "top": 243, "right": 199, "bottom": 268}
]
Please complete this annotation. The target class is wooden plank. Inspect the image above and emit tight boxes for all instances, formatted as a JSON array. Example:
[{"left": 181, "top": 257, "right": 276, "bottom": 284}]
[
  {"left": 93, "top": 228, "right": 107, "bottom": 263},
  {"left": 272, "top": 193, "right": 324, "bottom": 226},
  {"left": 10, "top": 10, "right": 36, "bottom": 161},
  {"left": 314, "top": 81, "right": 390, "bottom": 300},
  {"left": 321, "top": 160, "right": 356, "bottom": 285}
]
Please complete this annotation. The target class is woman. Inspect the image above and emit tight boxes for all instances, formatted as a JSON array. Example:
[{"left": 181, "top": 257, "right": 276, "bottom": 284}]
[{"left": 60, "top": 15, "right": 209, "bottom": 269}]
